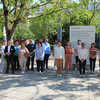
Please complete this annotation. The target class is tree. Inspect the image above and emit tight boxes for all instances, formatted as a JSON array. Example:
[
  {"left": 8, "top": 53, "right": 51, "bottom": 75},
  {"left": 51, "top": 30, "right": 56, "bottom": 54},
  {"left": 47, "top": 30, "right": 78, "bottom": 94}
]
[
  {"left": 68, "top": 0, "right": 100, "bottom": 25},
  {"left": 0, "top": 0, "right": 72, "bottom": 41},
  {"left": 14, "top": 22, "right": 34, "bottom": 40}
]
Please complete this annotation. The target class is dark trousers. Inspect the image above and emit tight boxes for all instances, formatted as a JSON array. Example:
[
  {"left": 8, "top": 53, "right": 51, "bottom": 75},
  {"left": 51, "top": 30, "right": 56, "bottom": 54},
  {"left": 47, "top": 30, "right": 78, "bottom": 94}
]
[
  {"left": 90, "top": 58, "right": 96, "bottom": 72},
  {"left": 79, "top": 60, "right": 86, "bottom": 75},
  {"left": 27, "top": 56, "right": 35, "bottom": 70},
  {"left": 36, "top": 60, "right": 44, "bottom": 72},
  {"left": 14, "top": 56, "right": 19, "bottom": 70},
  {"left": 44, "top": 54, "right": 50, "bottom": 68},
  {"left": 6, "top": 56, "right": 14, "bottom": 74}
]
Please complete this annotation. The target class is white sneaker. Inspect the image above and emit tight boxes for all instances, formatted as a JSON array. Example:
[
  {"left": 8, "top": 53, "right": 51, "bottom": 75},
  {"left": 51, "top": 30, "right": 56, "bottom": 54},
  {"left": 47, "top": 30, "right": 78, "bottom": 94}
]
[
  {"left": 21, "top": 71, "right": 25, "bottom": 74},
  {"left": 80, "top": 74, "right": 82, "bottom": 78},
  {"left": 0, "top": 70, "right": 3, "bottom": 73},
  {"left": 83, "top": 75, "right": 85, "bottom": 78},
  {"left": 75, "top": 68, "right": 77, "bottom": 71},
  {"left": 59, "top": 74, "right": 62, "bottom": 77},
  {"left": 57, "top": 74, "right": 59, "bottom": 77}
]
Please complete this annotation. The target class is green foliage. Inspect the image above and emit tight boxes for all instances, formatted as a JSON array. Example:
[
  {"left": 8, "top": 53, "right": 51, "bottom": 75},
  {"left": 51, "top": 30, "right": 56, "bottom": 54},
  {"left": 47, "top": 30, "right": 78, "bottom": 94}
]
[
  {"left": 14, "top": 23, "right": 34, "bottom": 40},
  {"left": 0, "top": 0, "right": 100, "bottom": 41}
]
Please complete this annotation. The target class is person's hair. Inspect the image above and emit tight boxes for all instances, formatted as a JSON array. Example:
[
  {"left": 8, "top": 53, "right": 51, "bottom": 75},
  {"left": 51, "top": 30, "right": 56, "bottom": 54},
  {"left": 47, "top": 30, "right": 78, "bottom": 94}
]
[
  {"left": 45, "top": 39, "right": 48, "bottom": 41},
  {"left": 21, "top": 42, "right": 25, "bottom": 49},
  {"left": 81, "top": 43, "right": 85, "bottom": 46},
  {"left": 58, "top": 41, "right": 62, "bottom": 43},
  {"left": 29, "top": 39, "right": 33, "bottom": 41},
  {"left": 38, "top": 42, "right": 42, "bottom": 47},
  {"left": 67, "top": 41, "right": 71, "bottom": 46},
  {"left": 77, "top": 40, "right": 81, "bottom": 42},
  {"left": 8, "top": 40, "right": 11, "bottom": 42},
  {"left": 91, "top": 43, "right": 95, "bottom": 48},
  {"left": 3, "top": 40, "right": 6, "bottom": 42},
  {"left": 14, "top": 40, "right": 18, "bottom": 44}
]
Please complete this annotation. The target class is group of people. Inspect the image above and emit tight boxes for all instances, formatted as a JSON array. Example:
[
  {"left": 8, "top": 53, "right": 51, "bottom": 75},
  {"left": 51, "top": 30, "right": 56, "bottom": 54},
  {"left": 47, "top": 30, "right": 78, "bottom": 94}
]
[
  {"left": 0, "top": 39, "right": 50, "bottom": 74},
  {"left": 53, "top": 40, "right": 99, "bottom": 77},
  {"left": 0, "top": 38, "right": 100, "bottom": 77}
]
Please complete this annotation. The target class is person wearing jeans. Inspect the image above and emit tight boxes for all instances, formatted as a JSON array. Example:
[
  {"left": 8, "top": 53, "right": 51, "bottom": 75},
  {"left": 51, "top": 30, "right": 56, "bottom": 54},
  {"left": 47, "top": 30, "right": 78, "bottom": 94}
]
[
  {"left": 54, "top": 41, "right": 64, "bottom": 77},
  {"left": 89, "top": 43, "right": 97, "bottom": 74},
  {"left": 78, "top": 43, "right": 88, "bottom": 78},
  {"left": 44, "top": 39, "right": 50, "bottom": 69},
  {"left": 14, "top": 40, "right": 20, "bottom": 70},
  {"left": 35, "top": 42, "right": 45, "bottom": 74}
]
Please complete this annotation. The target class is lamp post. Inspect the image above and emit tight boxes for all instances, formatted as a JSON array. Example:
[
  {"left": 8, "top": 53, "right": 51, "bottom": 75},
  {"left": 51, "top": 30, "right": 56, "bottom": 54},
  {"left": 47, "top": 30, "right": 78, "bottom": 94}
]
[{"left": 57, "top": 17, "right": 62, "bottom": 42}]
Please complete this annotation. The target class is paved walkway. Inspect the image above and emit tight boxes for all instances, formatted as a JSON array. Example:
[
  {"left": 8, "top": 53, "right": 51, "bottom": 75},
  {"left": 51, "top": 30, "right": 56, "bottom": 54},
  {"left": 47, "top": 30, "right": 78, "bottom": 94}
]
[{"left": 0, "top": 58, "right": 100, "bottom": 100}]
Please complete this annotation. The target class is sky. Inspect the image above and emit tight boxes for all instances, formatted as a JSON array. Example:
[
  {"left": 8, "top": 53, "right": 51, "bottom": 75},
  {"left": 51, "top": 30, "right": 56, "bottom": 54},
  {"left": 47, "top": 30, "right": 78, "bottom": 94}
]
[
  {"left": 0, "top": 0, "right": 38, "bottom": 8},
  {"left": 0, "top": 0, "right": 79, "bottom": 8}
]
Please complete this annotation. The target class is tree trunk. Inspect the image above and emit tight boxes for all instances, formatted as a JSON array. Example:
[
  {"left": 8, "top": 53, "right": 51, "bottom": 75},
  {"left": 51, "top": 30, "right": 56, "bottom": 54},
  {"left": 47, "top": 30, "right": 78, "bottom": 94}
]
[{"left": 6, "top": 20, "right": 20, "bottom": 42}]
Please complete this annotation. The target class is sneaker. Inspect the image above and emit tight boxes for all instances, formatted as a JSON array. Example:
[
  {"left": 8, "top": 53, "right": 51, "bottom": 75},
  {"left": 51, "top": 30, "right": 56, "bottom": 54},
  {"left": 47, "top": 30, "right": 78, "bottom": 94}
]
[
  {"left": 0, "top": 70, "right": 3, "bottom": 73},
  {"left": 92, "top": 72, "right": 94, "bottom": 74},
  {"left": 75, "top": 68, "right": 77, "bottom": 71},
  {"left": 21, "top": 71, "right": 25, "bottom": 74},
  {"left": 41, "top": 72, "right": 43, "bottom": 75},
  {"left": 59, "top": 74, "right": 62, "bottom": 77},
  {"left": 57, "top": 74, "right": 59, "bottom": 77},
  {"left": 83, "top": 75, "right": 85, "bottom": 78},
  {"left": 90, "top": 71, "right": 92, "bottom": 74},
  {"left": 80, "top": 74, "right": 82, "bottom": 78}
]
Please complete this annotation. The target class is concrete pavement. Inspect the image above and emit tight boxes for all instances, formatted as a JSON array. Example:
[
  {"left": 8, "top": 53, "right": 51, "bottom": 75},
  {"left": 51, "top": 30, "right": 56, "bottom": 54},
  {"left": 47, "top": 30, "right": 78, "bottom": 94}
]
[{"left": 0, "top": 58, "right": 100, "bottom": 100}]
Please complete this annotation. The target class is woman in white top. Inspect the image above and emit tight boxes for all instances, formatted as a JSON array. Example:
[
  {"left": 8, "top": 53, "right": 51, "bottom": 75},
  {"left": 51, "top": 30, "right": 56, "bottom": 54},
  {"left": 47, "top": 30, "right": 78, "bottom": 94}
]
[
  {"left": 19, "top": 43, "right": 29, "bottom": 74},
  {"left": 78, "top": 43, "right": 88, "bottom": 78},
  {"left": 0, "top": 40, "right": 7, "bottom": 73},
  {"left": 54, "top": 41, "right": 64, "bottom": 76}
]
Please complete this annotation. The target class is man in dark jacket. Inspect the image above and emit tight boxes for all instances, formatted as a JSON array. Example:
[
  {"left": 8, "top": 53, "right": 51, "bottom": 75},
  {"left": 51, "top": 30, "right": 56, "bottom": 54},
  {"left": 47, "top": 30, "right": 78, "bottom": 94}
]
[
  {"left": 4, "top": 40, "right": 15, "bottom": 74},
  {"left": 26, "top": 39, "right": 36, "bottom": 70}
]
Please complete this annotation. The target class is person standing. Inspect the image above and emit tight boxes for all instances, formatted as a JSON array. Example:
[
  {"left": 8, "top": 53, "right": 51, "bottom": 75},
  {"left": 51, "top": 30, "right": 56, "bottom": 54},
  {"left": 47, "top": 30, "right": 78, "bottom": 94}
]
[
  {"left": 19, "top": 43, "right": 29, "bottom": 74},
  {"left": 75, "top": 40, "right": 81, "bottom": 71},
  {"left": 36, "top": 39, "right": 45, "bottom": 49},
  {"left": 0, "top": 40, "right": 7, "bottom": 73},
  {"left": 53, "top": 40, "right": 58, "bottom": 70},
  {"left": 64, "top": 42, "right": 74, "bottom": 71},
  {"left": 78, "top": 43, "right": 88, "bottom": 78},
  {"left": 35, "top": 42, "right": 45, "bottom": 74},
  {"left": 26, "top": 39, "right": 36, "bottom": 70},
  {"left": 62, "top": 40, "right": 67, "bottom": 49},
  {"left": 89, "top": 43, "right": 97, "bottom": 74},
  {"left": 4, "top": 40, "right": 15, "bottom": 74},
  {"left": 54, "top": 41, "right": 64, "bottom": 77},
  {"left": 14, "top": 40, "right": 20, "bottom": 70},
  {"left": 44, "top": 39, "right": 50, "bottom": 69},
  {"left": 98, "top": 52, "right": 100, "bottom": 76}
]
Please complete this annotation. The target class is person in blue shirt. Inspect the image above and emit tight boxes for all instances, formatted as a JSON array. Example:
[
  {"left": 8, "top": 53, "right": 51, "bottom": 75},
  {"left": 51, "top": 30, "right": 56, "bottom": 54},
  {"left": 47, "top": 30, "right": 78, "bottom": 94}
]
[
  {"left": 14, "top": 40, "right": 20, "bottom": 70},
  {"left": 26, "top": 39, "right": 36, "bottom": 70},
  {"left": 35, "top": 42, "right": 44, "bottom": 74},
  {"left": 44, "top": 39, "right": 50, "bottom": 69}
]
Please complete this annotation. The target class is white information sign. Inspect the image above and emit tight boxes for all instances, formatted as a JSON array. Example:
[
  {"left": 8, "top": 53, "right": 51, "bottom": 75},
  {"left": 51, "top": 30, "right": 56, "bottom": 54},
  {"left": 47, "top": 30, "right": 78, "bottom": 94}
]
[{"left": 70, "top": 26, "right": 95, "bottom": 64}]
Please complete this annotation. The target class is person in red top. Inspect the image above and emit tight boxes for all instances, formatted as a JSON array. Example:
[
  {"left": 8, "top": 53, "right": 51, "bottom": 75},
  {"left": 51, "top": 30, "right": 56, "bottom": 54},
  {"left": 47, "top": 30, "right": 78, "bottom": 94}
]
[
  {"left": 64, "top": 42, "right": 74, "bottom": 71},
  {"left": 89, "top": 43, "right": 97, "bottom": 74}
]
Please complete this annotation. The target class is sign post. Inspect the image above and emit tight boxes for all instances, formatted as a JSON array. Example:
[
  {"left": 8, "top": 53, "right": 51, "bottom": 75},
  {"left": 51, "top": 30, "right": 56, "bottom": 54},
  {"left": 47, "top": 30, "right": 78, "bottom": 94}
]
[{"left": 70, "top": 26, "right": 95, "bottom": 64}]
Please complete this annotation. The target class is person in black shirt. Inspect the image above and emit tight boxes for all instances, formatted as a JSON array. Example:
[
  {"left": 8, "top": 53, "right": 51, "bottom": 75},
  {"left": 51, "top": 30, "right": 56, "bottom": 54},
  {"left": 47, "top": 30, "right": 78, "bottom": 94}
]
[
  {"left": 4, "top": 40, "right": 15, "bottom": 74},
  {"left": 26, "top": 39, "right": 36, "bottom": 70}
]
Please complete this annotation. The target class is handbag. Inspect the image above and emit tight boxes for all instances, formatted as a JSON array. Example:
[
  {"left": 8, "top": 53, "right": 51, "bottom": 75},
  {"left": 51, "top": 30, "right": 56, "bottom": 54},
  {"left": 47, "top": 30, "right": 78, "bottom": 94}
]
[{"left": 24, "top": 49, "right": 30, "bottom": 58}]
